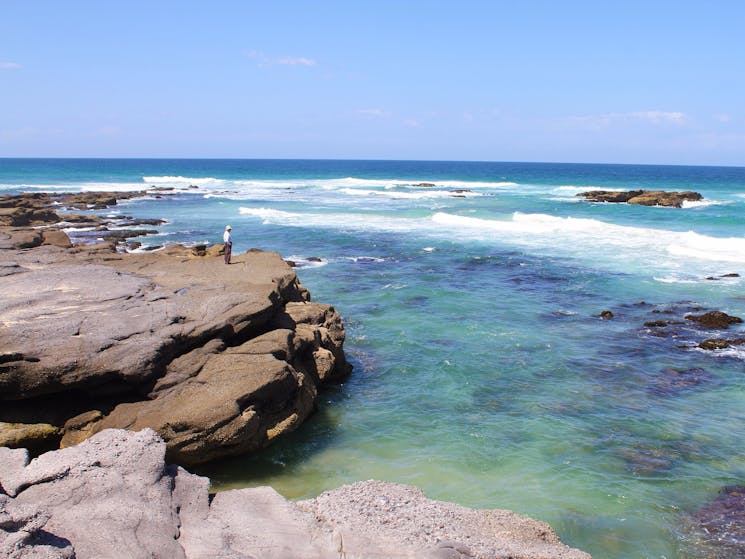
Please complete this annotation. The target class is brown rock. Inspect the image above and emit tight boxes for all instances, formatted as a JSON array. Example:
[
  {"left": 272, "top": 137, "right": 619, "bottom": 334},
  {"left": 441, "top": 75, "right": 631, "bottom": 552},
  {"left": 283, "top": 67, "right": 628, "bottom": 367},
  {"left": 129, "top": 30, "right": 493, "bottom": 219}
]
[
  {"left": 685, "top": 310, "right": 743, "bottom": 329},
  {"left": 698, "top": 337, "right": 745, "bottom": 350},
  {"left": 41, "top": 229, "right": 72, "bottom": 248},
  {"left": 0, "top": 421, "right": 61, "bottom": 450}
]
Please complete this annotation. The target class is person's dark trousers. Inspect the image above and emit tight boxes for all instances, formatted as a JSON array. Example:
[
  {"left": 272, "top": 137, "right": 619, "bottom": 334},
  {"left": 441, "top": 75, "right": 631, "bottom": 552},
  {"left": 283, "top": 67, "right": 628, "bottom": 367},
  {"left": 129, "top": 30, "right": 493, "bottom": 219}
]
[{"left": 224, "top": 243, "right": 232, "bottom": 264}]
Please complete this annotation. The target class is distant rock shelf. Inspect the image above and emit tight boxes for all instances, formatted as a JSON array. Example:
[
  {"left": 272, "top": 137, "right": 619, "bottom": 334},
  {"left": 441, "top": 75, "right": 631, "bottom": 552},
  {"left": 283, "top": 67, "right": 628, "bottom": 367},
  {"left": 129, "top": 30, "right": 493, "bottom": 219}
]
[{"left": 576, "top": 189, "right": 703, "bottom": 207}]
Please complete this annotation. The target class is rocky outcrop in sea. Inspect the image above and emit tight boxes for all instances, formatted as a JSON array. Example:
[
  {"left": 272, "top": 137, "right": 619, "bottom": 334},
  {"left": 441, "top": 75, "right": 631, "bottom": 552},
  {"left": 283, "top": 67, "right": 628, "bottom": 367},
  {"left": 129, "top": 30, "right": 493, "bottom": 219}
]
[{"left": 576, "top": 189, "right": 703, "bottom": 207}]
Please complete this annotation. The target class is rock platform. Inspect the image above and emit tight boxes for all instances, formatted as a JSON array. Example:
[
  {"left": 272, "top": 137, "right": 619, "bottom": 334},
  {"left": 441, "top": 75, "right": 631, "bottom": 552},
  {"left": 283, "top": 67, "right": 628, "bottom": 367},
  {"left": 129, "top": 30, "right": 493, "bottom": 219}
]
[{"left": 1, "top": 192, "right": 350, "bottom": 465}]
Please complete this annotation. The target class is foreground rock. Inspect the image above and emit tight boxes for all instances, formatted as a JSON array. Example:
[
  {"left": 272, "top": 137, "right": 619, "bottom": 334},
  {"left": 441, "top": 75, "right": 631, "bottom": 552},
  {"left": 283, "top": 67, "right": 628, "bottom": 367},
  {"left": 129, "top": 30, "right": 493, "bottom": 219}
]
[
  {"left": 577, "top": 189, "right": 702, "bottom": 207},
  {"left": 1, "top": 244, "right": 349, "bottom": 465},
  {"left": 0, "top": 429, "right": 591, "bottom": 559}
]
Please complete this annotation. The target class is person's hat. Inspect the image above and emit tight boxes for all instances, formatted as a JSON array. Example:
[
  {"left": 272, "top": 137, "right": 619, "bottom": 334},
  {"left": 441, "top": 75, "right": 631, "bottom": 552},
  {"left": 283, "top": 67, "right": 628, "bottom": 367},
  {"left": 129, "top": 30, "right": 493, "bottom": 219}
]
[{"left": 225, "top": 225, "right": 232, "bottom": 230}]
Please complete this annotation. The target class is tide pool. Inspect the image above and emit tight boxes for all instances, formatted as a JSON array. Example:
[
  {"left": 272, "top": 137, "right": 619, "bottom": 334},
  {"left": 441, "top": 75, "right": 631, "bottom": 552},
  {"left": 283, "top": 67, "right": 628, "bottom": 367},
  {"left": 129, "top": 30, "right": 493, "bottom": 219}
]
[{"left": 2, "top": 158, "right": 745, "bottom": 558}]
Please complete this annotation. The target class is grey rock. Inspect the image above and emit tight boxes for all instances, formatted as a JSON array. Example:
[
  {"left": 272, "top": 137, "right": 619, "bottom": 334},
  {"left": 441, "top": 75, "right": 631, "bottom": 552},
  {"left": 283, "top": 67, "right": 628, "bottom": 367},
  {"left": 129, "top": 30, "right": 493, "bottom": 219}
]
[{"left": 0, "top": 430, "right": 592, "bottom": 559}]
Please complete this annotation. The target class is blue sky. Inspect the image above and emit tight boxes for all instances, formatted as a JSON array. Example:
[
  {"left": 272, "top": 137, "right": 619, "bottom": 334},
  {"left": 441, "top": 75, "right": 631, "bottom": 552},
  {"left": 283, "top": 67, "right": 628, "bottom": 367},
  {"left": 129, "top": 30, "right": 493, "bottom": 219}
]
[{"left": 2, "top": 1, "right": 744, "bottom": 165}]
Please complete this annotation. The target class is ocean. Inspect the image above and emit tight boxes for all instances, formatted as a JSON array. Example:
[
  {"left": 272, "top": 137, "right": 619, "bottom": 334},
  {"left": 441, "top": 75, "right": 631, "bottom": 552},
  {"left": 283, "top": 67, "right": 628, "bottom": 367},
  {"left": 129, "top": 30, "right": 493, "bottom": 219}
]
[{"left": 2, "top": 158, "right": 745, "bottom": 558}]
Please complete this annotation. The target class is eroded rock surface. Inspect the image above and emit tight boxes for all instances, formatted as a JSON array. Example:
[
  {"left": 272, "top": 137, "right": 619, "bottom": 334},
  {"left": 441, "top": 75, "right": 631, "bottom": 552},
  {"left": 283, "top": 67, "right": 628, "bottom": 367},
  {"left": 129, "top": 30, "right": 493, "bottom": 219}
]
[
  {"left": 1, "top": 193, "right": 350, "bottom": 465},
  {"left": 0, "top": 429, "right": 591, "bottom": 559}
]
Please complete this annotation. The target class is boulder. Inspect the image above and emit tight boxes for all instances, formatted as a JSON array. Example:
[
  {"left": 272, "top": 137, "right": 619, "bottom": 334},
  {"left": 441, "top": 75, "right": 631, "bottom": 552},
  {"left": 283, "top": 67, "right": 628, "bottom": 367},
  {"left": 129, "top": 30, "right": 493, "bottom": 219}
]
[{"left": 0, "top": 429, "right": 592, "bottom": 559}]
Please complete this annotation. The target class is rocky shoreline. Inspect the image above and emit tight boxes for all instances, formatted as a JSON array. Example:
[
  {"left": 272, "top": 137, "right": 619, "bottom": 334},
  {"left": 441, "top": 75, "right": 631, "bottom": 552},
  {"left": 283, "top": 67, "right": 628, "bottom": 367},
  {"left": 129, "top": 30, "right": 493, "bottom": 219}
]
[
  {"left": 0, "top": 190, "right": 592, "bottom": 558},
  {"left": 1, "top": 191, "right": 351, "bottom": 465}
]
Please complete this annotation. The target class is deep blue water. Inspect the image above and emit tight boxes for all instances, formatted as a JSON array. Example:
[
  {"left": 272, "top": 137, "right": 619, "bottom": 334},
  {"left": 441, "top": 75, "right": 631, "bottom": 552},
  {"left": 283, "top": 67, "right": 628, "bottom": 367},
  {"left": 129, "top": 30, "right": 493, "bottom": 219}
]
[{"left": 2, "top": 158, "right": 745, "bottom": 558}]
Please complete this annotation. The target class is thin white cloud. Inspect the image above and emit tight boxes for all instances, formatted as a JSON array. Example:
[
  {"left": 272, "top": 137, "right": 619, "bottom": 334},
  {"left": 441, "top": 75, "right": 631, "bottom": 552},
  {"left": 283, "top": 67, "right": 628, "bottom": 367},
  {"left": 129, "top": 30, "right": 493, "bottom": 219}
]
[
  {"left": 403, "top": 119, "right": 420, "bottom": 128},
  {"left": 0, "top": 61, "right": 21, "bottom": 69},
  {"left": 95, "top": 125, "right": 121, "bottom": 137},
  {"left": 568, "top": 111, "right": 688, "bottom": 128},
  {"left": 713, "top": 113, "right": 732, "bottom": 123},
  {"left": 243, "top": 50, "right": 316, "bottom": 67},
  {"left": 356, "top": 109, "right": 390, "bottom": 118}
]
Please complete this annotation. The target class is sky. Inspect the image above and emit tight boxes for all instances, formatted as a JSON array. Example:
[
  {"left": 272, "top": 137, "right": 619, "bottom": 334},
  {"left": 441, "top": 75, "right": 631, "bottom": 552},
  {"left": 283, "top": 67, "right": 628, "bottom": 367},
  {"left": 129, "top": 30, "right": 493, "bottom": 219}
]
[{"left": 1, "top": 1, "right": 745, "bottom": 165}]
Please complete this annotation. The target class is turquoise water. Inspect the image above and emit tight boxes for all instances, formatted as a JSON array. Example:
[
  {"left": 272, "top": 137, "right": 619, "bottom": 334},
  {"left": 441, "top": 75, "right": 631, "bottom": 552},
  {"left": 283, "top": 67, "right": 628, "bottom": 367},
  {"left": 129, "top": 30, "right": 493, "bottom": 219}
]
[{"left": 2, "top": 159, "right": 745, "bottom": 558}]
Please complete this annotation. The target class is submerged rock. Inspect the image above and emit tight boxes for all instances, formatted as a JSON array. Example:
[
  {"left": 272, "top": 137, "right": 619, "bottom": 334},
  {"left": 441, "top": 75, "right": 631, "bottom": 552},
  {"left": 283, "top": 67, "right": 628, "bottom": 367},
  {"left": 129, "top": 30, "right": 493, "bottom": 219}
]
[
  {"left": 647, "top": 367, "right": 711, "bottom": 396},
  {"left": 686, "top": 485, "right": 745, "bottom": 558},
  {"left": 0, "top": 429, "right": 591, "bottom": 559}
]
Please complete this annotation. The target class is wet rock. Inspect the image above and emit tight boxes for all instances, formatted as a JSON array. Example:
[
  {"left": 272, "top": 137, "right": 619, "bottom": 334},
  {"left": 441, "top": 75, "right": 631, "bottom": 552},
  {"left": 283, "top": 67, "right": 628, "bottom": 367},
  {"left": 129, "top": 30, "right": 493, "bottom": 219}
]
[
  {"left": 191, "top": 243, "right": 207, "bottom": 256},
  {"left": 699, "top": 337, "right": 745, "bottom": 351},
  {"left": 685, "top": 310, "right": 743, "bottom": 329},
  {"left": 413, "top": 182, "right": 436, "bottom": 187}
]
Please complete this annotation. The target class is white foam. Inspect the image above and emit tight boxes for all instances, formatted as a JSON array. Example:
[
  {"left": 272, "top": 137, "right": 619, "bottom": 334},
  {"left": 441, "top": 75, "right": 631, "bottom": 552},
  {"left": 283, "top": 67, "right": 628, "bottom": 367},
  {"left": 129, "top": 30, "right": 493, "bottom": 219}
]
[
  {"left": 231, "top": 205, "right": 745, "bottom": 276},
  {"left": 552, "top": 185, "right": 627, "bottom": 194},
  {"left": 431, "top": 211, "right": 745, "bottom": 268},
  {"left": 284, "top": 255, "right": 328, "bottom": 268},
  {"left": 238, "top": 207, "right": 298, "bottom": 222},
  {"left": 143, "top": 175, "right": 225, "bottom": 186},
  {"left": 338, "top": 188, "right": 482, "bottom": 200},
  {"left": 681, "top": 199, "right": 728, "bottom": 209},
  {"left": 0, "top": 182, "right": 146, "bottom": 193},
  {"left": 652, "top": 276, "right": 700, "bottom": 284},
  {"left": 343, "top": 256, "right": 385, "bottom": 263}
]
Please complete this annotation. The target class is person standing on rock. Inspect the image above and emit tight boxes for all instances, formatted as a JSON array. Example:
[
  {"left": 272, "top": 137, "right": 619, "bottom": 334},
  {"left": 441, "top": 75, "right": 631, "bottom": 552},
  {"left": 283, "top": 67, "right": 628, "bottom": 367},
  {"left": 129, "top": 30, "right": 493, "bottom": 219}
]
[{"left": 223, "top": 225, "right": 232, "bottom": 264}]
